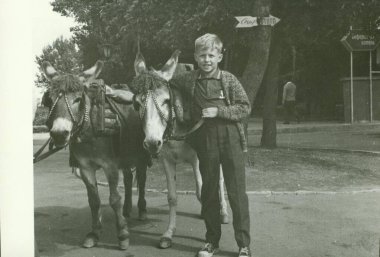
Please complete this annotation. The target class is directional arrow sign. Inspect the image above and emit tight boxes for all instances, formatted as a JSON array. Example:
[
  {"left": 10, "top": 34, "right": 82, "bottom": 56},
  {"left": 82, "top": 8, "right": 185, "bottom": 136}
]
[
  {"left": 259, "top": 15, "right": 281, "bottom": 26},
  {"left": 235, "top": 15, "right": 280, "bottom": 28},
  {"left": 341, "top": 29, "right": 380, "bottom": 52},
  {"left": 235, "top": 16, "right": 258, "bottom": 28}
]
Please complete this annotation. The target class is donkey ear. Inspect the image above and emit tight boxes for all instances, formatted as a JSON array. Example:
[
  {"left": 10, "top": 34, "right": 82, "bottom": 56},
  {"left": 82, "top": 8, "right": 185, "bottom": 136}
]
[
  {"left": 158, "top": 50, "right": 181, "bottom": 81},
  {"left": 81, "top": 60, "right": 104, "bottom": 80},
  {"left": 42, "top": 61, "right": 58, "bottom": 80},
  {"left": 134, "top": 51, "right": 147, "bottom": 76}
]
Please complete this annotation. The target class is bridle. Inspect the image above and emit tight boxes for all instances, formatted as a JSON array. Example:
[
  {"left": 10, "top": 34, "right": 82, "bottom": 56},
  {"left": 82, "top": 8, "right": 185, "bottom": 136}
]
[
  {"left": 135, "top": 83, "right": 175, "bottom": 142},
  {"left": 34, "top": 90, "right": 89, "bottom": 164},
  {"left": 134, "top": 81, "right": 205, "bottom": 142},
  {"left": 46, "top": 90, "right": 89, "bottom": 141}
]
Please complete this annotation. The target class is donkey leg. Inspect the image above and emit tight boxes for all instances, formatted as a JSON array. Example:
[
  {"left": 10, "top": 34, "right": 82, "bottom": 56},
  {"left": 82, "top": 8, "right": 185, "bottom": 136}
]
[
  {"left": 219, "top": 167, "right": 229, "bottom": 224},
  {"left": 80, "top": 169, "right": 102, "bottom": 248},
  {"left": 159, "top": 158, "right": 177, "bottom": 249},
  {"left": 122, "top": 167, "right": 133, "bottom": 218},
  {"left": 105, "top": 167, "right": 129, "bottom": 250},
  {"left": 136, "top": 162, "right": 147, "bottom": 221},
  {"left": 191, "top": 157, "right": 202, "bottom": 203}
]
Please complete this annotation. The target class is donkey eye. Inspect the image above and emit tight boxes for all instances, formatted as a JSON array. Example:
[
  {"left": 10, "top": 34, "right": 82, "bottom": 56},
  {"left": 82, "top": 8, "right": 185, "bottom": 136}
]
[
  {"left": 73, "top": 97, "right": 82, "bottom": 104},
  {"left": 161, "top": 99, "right": 170, "bottom": 106}
]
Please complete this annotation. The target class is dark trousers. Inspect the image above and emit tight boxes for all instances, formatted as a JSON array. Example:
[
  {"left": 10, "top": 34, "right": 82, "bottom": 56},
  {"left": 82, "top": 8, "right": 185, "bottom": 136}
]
[
  {"left": 193, "top": 119, "right": 251, "bottom": 248},
  {"left": 284, "top": 100, "right": 299, "bottom": 123}
]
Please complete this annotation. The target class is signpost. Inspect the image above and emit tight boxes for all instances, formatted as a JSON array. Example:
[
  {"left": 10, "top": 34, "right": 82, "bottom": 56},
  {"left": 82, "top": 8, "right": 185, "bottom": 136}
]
[
  {"left": 235, "top": 15, "right": 280, "bottom": 28},
  {"left": 340, "top": 29, "right": 380, "bottom": 123}
]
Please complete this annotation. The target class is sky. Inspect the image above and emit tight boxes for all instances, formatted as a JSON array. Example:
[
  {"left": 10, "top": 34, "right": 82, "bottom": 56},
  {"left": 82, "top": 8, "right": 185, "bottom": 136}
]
[
  {"left": 32, "top": 0, "right": 76, "bottom": 96},
  {"left": 32, "top": 0, "right": 75, "bottom": 56}
]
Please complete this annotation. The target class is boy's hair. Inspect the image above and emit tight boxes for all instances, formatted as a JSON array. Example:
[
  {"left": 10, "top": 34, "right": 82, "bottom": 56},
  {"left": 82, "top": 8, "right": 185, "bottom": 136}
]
[{"left": 195, "top": 33, "right": 223, "bottom": 53}]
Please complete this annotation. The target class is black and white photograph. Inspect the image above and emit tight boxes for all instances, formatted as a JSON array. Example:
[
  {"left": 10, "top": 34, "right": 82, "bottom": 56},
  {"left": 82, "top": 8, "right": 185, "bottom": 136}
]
[{"left": 1, "top": 0, "right": 380, "bottom": 256}]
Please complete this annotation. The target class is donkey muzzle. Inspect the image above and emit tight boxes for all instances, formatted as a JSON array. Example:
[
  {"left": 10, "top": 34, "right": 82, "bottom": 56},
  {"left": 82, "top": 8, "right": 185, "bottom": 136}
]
[
  {"left": 143, "top": 138, "right": 162, "bottom": 154},
  {"left": 50, "top": 118, "right": 73, "bottom": 147}
]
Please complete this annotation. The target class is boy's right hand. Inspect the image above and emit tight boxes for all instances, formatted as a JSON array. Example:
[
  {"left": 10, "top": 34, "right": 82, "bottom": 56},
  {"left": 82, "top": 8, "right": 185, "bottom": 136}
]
[{"left": 202, "top": 107, "right": 218, "bottom": 118}]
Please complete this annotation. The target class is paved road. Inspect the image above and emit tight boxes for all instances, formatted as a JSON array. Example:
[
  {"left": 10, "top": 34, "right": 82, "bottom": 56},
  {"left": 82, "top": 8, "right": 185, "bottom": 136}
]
[
  {"left": 33, "top": 125, "right": 380, "bottom": 257},
  {"left": 35, "top": 184, "right": 380, "bottom": 257}
]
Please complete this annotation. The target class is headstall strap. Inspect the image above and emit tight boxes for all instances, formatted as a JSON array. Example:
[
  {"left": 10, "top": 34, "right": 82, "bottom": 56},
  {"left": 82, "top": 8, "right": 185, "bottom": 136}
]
[
  {"left": 64, "top": 93, "right": 77, "bottom": 123},
  {"left": 46, "top": 92, "right": 63, "bottom": 125}
]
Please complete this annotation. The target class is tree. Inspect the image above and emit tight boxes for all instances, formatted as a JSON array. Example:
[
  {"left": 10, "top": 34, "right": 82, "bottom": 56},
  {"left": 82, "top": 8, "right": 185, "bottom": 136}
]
[
  {"left": 35, "top": 36, "right": 82, "bottom": 89},
  {"left": 257, "top": 0, "right": 380, "bottom": 147},
  {"left": 50, "top": 0, "right": 380, "bottom": 148}
]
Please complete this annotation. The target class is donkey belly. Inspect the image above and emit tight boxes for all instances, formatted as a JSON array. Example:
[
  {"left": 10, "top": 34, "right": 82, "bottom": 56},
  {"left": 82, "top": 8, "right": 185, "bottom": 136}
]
[
  {"left": 71, "top": 139, "right": 119, "bottom": 169},
  {"left": 161, "top": 140, "right": 197, "bottom": 164}
]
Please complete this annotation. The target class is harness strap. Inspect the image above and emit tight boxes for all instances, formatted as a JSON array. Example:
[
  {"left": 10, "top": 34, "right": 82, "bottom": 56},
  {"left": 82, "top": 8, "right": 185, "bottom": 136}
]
[
  {"left": 33, "top": 137, "right": 52, "bottom": 160},
  {"left": 169, "top": 118, "right": 204, "bottom": 141},
  {"left": 33, "top": 137, "right": 66, "bottom": 164}
]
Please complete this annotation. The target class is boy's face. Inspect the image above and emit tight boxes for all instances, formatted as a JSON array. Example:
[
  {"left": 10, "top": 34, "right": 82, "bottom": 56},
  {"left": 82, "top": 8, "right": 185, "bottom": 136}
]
[{"left": 194, "top": 47, "right": 223, "bottom": 76}]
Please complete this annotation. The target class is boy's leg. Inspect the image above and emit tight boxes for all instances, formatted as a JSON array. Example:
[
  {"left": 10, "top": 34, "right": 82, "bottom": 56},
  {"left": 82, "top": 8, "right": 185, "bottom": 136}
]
[
  {"left": 196, "top": 125, "right": 223, "bottom": 247},
  {"left": 219, "top": 124, "right": 251, "bottom": 248}
]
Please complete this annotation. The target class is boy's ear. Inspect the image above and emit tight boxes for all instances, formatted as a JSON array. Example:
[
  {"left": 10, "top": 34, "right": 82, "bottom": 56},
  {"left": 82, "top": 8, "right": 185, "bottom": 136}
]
[{"left": 217, "top": 53, "right": 223, "bottom": 63}]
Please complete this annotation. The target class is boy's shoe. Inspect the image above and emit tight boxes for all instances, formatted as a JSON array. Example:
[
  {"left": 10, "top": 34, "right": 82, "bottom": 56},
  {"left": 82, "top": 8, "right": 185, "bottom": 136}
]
[
  {"left": 238, "top": 246, "right": 251, "bottom": 257},
  {"left": 197, "top": 243, "right": 219, "bottom": 257}
]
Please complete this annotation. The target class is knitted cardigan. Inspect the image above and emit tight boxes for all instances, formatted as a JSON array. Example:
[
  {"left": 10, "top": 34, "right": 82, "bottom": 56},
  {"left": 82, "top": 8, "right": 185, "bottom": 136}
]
[{"left": 171, "top": 69, "right": 251, "bottom": 152}]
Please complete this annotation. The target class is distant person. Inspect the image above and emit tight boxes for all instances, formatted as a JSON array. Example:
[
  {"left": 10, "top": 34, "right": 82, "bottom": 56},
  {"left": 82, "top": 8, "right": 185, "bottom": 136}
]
[{"left": 282, "top": 80, "right": 299, "bottom": 124}]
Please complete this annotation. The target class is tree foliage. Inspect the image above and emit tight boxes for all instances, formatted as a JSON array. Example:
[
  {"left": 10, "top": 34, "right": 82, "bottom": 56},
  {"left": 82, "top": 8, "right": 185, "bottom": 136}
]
[
  {"left": 35, "top": 36, "right": 82, "bottom": 89},
  {"left": 49, "top": 0, "right": 380, "bottom": 110}
]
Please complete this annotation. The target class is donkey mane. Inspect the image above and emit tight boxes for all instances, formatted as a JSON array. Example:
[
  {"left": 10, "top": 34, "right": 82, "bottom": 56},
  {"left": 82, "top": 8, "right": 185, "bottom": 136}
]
[
  {"left": 50, "top": 74, "right": 84, "bottom": 94},
  {"left": 129, "top": 71, "right": 168, "bottom": 94}
]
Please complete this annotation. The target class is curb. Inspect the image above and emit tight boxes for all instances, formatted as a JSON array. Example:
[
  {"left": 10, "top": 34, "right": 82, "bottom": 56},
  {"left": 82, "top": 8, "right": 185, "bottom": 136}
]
[
  {"left": 95, "top": 182, "right": 380, "bottom": 196},
  {"left": 247, "top": 122, "right": 380, "bottom": 135},
  {"left": 274, "top": 146, "right": 380, "bottom": 156},
  {"left": 33, "top": 125, "right": 49, "bottom": 133}
]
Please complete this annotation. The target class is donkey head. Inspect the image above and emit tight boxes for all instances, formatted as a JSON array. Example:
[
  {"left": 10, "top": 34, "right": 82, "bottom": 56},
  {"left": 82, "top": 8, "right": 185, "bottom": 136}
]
[
  {"left": 131, "top": 50, "right": 180, "bottom": 154},
  {"left": 42, "top": 61, "right": 103, "bottom": 147}
]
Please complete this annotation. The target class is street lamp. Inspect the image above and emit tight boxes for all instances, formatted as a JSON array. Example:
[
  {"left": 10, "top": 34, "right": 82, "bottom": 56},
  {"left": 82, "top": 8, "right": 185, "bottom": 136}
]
[{"left": 101, "top": 43, "right": 112, "bottom": 59}]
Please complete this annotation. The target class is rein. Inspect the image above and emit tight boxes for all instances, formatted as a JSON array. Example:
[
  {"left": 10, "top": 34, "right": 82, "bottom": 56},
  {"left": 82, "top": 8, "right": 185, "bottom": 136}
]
[{"left": 33, "top": 137, "right": 67, "bottom": 164}]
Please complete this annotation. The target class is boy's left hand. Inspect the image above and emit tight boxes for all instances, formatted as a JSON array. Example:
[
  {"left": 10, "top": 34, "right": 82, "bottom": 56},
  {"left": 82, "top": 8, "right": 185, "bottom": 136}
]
[
  {"left": 202, "top": 107, "right": 218, "bottom": 118},
  {"left": 105, "top": 85, "right": 115, "bottom": 97}
]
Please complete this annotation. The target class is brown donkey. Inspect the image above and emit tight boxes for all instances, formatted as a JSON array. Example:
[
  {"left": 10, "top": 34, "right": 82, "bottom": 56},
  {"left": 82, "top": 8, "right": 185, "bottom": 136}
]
[{"left": 41, "top": 60, "right": 150, "bottom": 250}]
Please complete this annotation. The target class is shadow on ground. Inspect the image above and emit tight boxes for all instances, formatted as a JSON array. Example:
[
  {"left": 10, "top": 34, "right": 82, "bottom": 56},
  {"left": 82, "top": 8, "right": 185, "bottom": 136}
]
[{"left": 35, "top": 204, "right": 206, "bottom": 257}]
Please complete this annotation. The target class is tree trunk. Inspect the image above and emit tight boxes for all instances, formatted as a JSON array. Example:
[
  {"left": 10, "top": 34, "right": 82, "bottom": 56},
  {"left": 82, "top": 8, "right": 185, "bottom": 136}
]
[
  {"left": 260, "top": 25, "right": 282, "bottom": 148},
  {"left": 241, "top": 0, "right": 273, "bottom": 106}
]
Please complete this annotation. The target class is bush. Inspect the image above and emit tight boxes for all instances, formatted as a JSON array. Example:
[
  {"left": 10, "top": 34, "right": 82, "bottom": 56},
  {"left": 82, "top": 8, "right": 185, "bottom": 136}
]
[{"left": 33, "top": 106, "right": 49, "bottom": 126}]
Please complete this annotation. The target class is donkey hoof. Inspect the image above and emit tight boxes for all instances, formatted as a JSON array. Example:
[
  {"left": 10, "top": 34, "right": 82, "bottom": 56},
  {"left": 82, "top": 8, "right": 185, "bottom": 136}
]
[
  {"left": 221, "top": 214, "right": 229, "bottom": 224},
  {"left": 118, "top": 228, "right": 130, "bottom": 250},
  {"left": 82, "top": 232, "right": 99, "bottom": 248},
  {"left": 138, "top": 210, "right": 147, "bottom": 221},
  {"left": 158, "top": 237, "right": 172, "bottom": 249},
  {"left": 119, "top": 238, "right": 130, "bottom": 250}
]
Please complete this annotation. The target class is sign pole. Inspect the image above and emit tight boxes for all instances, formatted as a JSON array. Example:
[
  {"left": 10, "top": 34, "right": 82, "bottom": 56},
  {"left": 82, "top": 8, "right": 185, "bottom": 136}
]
[
  {"left": 370, "top": 51, "right": 373, "bottom": 122},
  {"left": 350, "top": 51, "right": 354, "bottom": 123}
]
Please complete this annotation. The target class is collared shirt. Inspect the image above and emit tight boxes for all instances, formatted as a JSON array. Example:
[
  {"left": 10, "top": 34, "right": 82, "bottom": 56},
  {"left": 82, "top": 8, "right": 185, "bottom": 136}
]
[{"left": 192, "top": 69, "right": 227, "bottom": 122}]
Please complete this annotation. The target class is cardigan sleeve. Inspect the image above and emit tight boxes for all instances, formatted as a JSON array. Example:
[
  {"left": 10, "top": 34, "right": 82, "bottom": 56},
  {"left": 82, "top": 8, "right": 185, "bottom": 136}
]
[{"left": 217, "top": 73, "right": 251, "bottom": 121}]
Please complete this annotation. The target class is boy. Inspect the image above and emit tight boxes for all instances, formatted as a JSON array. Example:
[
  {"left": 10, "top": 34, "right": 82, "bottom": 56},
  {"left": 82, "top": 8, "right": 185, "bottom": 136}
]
[{"left": 171, "top": 33, "right": 252, "bottom": 257}]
